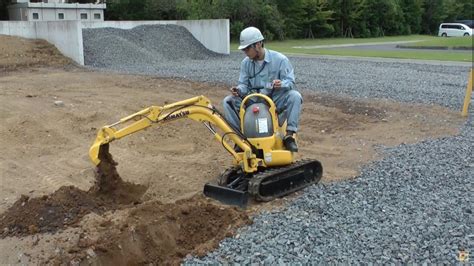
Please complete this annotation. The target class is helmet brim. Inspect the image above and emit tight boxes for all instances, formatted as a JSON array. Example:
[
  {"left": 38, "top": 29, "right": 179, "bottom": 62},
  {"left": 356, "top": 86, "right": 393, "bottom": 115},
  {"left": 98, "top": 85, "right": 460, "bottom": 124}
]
[{"left": 238, "top": 44, "right": 251, "bottom": 50}]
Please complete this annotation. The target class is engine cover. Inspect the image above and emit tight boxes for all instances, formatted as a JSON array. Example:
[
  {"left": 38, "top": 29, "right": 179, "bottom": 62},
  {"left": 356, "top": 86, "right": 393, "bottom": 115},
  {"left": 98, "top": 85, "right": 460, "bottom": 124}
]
[{"left": 243, "top": 102, "right": 274, "bottom": 138}]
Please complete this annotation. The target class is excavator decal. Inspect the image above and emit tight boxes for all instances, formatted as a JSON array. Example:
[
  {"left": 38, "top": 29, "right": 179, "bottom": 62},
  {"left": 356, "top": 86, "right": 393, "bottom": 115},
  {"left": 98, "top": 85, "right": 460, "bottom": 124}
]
[{"left": 163, "top": 110, "right": 190, "bottom": 121}]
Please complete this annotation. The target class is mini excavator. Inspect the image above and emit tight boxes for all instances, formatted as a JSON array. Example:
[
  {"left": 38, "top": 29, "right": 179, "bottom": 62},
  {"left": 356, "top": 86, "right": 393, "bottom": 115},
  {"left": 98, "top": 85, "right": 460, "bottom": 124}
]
[{"left": 89, "top": 89, "right": 322, "bottom": 207}]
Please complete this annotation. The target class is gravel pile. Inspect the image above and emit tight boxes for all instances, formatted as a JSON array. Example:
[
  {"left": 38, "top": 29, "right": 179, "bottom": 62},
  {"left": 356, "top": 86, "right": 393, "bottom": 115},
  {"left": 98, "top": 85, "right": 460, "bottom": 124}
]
[
  {"left": 83, "top": 24, "right": 223, "bottom": 68},
  {"left": 82, "top": 27, "right": 473, "bottom": 263}
]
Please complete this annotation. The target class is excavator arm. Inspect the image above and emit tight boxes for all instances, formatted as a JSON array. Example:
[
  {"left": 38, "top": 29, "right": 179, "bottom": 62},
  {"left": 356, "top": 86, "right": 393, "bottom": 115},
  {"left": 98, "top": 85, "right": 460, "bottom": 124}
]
[{"left": 89, "top": 95, "right": 263, "bottom": 173}]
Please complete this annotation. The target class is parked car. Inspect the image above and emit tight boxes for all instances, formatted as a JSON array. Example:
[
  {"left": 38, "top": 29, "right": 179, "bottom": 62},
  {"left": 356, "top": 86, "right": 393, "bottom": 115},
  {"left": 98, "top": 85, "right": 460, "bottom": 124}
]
[
  {"left": 438, "top": 23, "right": 473, "bottom": 37},
  {"left": 455, "top": 20, "right": 474, "bottom": 29}
]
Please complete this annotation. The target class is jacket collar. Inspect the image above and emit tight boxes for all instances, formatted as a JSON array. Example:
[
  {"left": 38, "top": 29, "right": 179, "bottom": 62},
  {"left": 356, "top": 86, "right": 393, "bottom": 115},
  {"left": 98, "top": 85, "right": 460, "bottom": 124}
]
[{"left": 251, "top": 48, "right": 271, "bottom": 63}]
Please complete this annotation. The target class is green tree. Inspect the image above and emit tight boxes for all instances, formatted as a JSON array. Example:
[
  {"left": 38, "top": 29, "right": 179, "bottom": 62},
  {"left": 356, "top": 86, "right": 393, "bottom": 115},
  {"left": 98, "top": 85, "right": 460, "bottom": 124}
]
[
  {"left": 105, "top": 0, "right": 147, "bottom": 20},
  {"left": 144, "top": 0, "right": 186, "bottom": 20},
  {"left": 401, "top": 0, "right": 423, "bottom": 34},
  {"left": 0, "top": 0, "right": 11, "bottom": 20},
  {"left": 421, "top": 0, "right": 448, "bottom": 34},
  {"left": 442, "top": 0, "right": 473, "bottom": 21},
  {"left": 178, "top": 0, "right": 286, "bottom": 40},
  {"left": 328, "top": 0, "right": 351, "bottom": 37},
  {"left": 346, "top": 0, "right": 371, "bottom": 37},
  {"left": 275, "top": 0, "right": 306, "bottom": 39},
  {"left": 301, "top": 0, "right": 334, "bottom": 38},
  {"left": 361, "top": 0, "right": 405, "bottom": 37}
]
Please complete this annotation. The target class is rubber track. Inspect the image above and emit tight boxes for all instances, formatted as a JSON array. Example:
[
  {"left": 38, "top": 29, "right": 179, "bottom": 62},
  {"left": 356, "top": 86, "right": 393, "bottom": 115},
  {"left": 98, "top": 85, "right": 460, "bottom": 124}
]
[{"left": 248, "top": 159, "right": 322, "bottom": 202}]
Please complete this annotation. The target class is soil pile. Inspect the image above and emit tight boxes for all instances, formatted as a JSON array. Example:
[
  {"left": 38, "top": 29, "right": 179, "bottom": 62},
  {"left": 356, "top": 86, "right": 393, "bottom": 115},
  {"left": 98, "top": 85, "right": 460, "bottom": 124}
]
[
  {"left": 0, "top": 145, "right": 147, "bottom": 238},
  {"left": 60, "top": 198, "right": 251, "bottom": 265},
  {"left": 0, "top": 35, "right": 71, "bottom": 72},
  {"left": 0, "top": 140, "right": 251, "bottom": 265}
]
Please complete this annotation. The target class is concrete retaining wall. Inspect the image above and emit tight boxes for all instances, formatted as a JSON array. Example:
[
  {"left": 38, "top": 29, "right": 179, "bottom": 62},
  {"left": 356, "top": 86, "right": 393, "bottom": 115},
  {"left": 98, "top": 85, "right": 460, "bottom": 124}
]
[
  {"left": 0, "top": 19, "right": 229, "bottom": 65},
  {"left": 0, "top": 20, "right": 84, "bottom": 64}
]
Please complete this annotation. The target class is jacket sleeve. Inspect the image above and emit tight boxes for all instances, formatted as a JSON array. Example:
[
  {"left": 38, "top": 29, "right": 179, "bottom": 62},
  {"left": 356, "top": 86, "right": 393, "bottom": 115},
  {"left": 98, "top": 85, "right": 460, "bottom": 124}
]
[
  {"left": 279, "top": 57, "right": 295, "bottom": 90},
  {"left": 237, "top": 59, "right": 250, "bottom": 96}
]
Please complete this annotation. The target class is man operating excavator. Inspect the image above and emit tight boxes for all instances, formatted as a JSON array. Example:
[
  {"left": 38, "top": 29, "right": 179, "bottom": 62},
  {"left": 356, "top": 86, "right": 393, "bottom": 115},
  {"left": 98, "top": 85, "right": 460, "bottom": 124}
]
[
  {"left": 89, "top": 27, "right": 321, "bottom": 207},
  {"left": 223, "top": 26, "right": 302, "bottom": 152}
]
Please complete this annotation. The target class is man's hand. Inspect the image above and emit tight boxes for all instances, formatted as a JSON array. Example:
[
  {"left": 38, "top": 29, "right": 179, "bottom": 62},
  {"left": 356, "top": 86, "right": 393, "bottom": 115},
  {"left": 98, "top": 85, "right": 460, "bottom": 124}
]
[
  {"left": 230, "top": 87, "right": 240, "bottom": 96},
  {"left": 272, "top": 79, "right": 282, "bottom": 89}
]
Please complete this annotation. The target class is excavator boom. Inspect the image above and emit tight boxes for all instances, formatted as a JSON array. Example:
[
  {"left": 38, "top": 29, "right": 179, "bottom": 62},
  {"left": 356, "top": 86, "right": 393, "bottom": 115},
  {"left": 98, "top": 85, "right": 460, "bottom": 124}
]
[{"left": 89, "top": 96, "right": 262, "bottom": 173}]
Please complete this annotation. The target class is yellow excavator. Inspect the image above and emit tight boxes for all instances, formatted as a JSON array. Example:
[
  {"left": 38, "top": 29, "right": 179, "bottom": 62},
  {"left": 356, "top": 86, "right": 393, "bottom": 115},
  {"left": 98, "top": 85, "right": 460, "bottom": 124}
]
[{"left": 89, "top": 89, "right": 322, "bottom": 207}]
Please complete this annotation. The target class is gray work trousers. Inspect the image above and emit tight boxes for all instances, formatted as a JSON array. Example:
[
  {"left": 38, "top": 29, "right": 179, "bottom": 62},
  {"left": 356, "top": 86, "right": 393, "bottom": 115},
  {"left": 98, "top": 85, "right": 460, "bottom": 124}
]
[{"left": 222, "top": 89, "right": 303, "bottom": 133}]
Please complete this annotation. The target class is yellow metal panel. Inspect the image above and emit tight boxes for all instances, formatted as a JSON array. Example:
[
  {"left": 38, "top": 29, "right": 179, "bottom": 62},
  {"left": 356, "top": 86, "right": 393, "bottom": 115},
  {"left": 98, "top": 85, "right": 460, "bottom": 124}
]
[{"left": 462, "top": 69, "right": 473, "bottom": 117}]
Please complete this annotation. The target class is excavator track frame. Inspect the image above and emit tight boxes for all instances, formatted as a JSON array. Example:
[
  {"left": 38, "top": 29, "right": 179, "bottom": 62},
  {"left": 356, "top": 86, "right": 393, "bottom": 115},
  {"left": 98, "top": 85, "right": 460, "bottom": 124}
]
[
  {"left": 249, "top": 159, "right": 322, "bottom": 202},
  {"left": 203, "top": 159, "right": 322, "bottom": 207}
]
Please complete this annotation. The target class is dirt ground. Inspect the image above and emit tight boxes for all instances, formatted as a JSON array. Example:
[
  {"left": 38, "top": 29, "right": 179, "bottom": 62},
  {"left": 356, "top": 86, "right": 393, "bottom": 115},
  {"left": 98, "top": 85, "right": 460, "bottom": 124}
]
[{"left": 0, "top": 36, "right": 466, "bottom": 264}]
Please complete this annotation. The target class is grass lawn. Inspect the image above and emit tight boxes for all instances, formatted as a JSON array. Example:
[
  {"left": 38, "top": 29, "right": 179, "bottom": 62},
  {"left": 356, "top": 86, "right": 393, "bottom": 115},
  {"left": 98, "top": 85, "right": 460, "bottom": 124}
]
[
  {"left": 408, "top": 36, "right": 473, "bottom": 48},
  {"left": 230, "top": 35, "right": 473, "bottom": 62},
  {"left": 288, "top": 48, "right": 472, "bottom": 62}
]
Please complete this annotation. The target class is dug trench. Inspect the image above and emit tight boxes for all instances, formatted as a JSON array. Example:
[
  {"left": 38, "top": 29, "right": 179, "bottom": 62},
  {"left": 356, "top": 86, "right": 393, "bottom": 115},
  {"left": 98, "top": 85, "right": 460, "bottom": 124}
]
[{"left": 0, "top": 142, "right": 250, "bottom": 264}]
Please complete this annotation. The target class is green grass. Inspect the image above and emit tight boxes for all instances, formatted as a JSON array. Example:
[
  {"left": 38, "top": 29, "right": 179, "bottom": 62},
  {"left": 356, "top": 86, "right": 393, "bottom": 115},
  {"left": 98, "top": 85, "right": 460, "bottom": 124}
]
[
  {"left": 230, "top": 35, "right": 473, "bottom": 62},
  {"left": 230, "top": 35, "right": 432, "bottom": 50},
  {"left": 289, "top": 49, "right": 472, "bottom": 62},
  {"left": 409, "top": 36, "right": 473, "bottom": 48}
]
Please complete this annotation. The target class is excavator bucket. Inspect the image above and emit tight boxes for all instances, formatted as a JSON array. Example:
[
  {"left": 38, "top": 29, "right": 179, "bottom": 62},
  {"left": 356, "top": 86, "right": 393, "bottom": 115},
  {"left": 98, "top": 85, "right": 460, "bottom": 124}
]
[{"left": 203, "top": 183, "right": 249, "bottom": 208}]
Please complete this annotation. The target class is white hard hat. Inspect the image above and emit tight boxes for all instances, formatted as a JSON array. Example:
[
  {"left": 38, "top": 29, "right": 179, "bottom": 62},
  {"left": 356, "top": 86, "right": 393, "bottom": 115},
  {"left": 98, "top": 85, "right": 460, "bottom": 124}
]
[{"left": 238, "top": 27, "right": 264, "bottom": 50}]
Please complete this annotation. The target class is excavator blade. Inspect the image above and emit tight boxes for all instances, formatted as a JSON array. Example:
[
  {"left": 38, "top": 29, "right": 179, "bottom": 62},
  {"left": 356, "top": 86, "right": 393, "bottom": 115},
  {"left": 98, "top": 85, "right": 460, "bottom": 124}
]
[{"left": 203, "top": 183, "right": 249, "bottom": 208}]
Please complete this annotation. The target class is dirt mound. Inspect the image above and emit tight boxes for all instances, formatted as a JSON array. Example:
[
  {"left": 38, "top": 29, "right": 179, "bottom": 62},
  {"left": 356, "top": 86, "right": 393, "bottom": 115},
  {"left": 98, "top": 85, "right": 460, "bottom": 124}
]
[
  {"left": 60, "top": 198, "right": 251, "bottom": 265},
  {"left": 0, "top": 146, "right": 147, "bottom": 238},
  {"left": 0, "top": 135, "right": 251, "bottom": 265},
  {"left": 0, "top": 35, "right": 71, "bottom": 72}
]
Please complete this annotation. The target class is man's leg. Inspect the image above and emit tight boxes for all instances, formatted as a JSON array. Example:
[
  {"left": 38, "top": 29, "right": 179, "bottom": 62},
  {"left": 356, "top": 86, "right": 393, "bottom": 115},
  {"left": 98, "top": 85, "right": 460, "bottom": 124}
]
[
  {"left": 222, "top": 95, "right": 243, "bottom": 132},
  {"left": 273, "top": 90, "right": 302, "bottom": 152}
]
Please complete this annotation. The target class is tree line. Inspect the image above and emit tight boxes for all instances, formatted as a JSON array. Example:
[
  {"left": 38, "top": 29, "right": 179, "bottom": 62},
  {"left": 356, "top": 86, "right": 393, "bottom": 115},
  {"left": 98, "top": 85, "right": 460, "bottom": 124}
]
[
  {"left": 105, "top": 0, "right": 473, "bottom": 39},
  {"left": 1, "top": 0, "right": 472, "bottom": 39}
]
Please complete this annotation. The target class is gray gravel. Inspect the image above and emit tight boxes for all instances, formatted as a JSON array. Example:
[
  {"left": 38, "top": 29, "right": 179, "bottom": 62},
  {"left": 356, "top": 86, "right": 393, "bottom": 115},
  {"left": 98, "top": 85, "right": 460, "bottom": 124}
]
[
  {"left": 83, "top": 25, "right": 471, "bottom": 110},
  {"left": 82, "top": 25, "right": 473, "bottom": 263},
  {"left": 83, "top": 24, "right": 223, "bottom": 68},
  {"left": 187, "top": 116, "right": 473, "bottom": 264}
]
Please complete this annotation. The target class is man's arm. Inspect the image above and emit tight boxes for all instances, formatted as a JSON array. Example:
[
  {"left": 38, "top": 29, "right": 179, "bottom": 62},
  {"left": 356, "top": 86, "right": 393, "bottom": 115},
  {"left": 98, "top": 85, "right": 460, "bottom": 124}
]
[
  {"left": 276, "top": 57, "right": 295, "bottom": 90},
  {"left": 236, "top": 59, "right": 250, "bottom": 96}
]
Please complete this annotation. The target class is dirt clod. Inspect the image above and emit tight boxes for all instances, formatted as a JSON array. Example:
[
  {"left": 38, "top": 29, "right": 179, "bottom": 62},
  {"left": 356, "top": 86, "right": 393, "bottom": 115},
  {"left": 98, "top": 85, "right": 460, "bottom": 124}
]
[{"left": 90, "top": 143, "right": 147, "bottom": 204}]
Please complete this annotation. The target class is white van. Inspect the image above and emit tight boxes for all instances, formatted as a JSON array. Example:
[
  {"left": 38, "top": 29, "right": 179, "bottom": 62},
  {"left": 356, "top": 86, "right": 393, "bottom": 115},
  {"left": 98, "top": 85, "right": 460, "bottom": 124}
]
[{"left": 438, "top": 23, "right": 472, "bottom": 37}]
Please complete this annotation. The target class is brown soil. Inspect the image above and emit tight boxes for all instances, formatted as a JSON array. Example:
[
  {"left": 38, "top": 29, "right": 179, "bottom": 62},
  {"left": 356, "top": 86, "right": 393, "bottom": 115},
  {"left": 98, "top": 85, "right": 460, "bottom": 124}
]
[
  {"left": 0, "top": 35, "right": 72, "bottom": 73},
  {"left": 0, "top": 36, "right": 466, "bottom": 264},
  {"left": 0, "top": 144, "right": 146, "bottom": 238},
  {"left": 83, "top": 198, "right": 250, "bottom": 265}
]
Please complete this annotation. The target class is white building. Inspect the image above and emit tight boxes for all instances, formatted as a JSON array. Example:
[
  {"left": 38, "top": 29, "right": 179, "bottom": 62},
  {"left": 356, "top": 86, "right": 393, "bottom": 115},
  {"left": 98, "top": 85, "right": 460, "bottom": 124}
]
[{"left": 8, "top": 0, "right": 106, "bottom": 22}]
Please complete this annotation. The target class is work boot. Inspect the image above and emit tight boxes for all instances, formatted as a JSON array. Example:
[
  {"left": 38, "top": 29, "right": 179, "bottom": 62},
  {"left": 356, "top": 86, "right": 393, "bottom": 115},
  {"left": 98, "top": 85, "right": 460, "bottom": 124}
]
[{"left": 283, "top": 134, "right": 298, "bottom": 152}]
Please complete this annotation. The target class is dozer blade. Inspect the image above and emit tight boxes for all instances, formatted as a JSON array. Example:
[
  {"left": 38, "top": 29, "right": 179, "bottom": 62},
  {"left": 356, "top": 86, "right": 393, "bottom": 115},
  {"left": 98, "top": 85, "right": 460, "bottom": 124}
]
[{"left": 203, "top": 182, "right": 249, "bottom": 208}]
